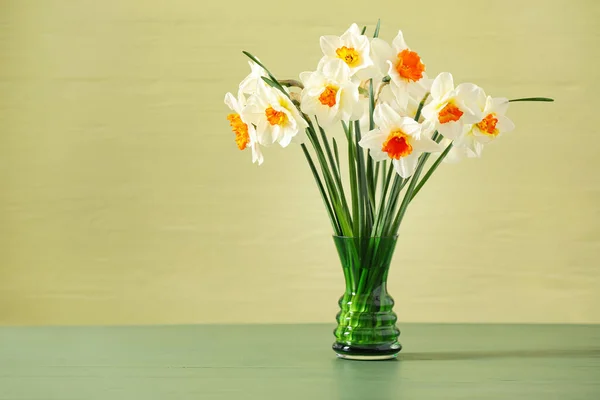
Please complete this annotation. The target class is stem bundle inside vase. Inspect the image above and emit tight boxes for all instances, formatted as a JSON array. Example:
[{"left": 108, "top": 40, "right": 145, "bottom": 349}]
[{"left": 224, "top": 20, "right": 553, "bottom": 359}]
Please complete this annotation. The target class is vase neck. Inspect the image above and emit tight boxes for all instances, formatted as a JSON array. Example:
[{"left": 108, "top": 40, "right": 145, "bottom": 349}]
[{"left": 333, "top": 236, "right": 398, "bottom": 295}]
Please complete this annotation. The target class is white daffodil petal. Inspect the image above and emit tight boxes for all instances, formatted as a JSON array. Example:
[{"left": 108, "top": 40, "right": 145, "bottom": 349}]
[
  {"left": 374, "top": 103, "right": 403, "bottom": 131},
  {"left": 370, "top": 38, "right": 395, "bottom": 76},
  {"left": 224, "top": 92, "right": 240, "bottom": 113},
  {"left": 431, "top": 72, "right": 454, "bottom": 100},
  {"left": 358, "top": 129, "right": 385, "bottom": 146},
  {"left": 398, "top": 117, "right": 421, "bottom": 137},
  {"left": 393, "top": 153, "right": 419, "bottom": 178},
  {"left": 437, "top": 120, "right": 464, "bottom": 140},
  {"left": 497, "top": 115, "right": 515, "bottom": 133},
  {"left": 492, "top": 97, "right": 510, "bottom": 115},
  {"left": 279, "top": 130, "right": 293, "bottom": 148},
  {"left": 251, "top": 141, "right": 264, "bottom": 165},
  {"left": 391, "top": 30, "right": 408, "bottom": 52},
  {"left": 413, "top": 136, "right": 444, "bottom": 153},
  {"left": 321, "top": 59, "right": 350, "bottom": 81},
  {"left": 320, "top": 35, "right": 341, "bottom": 57},
  {"left": 343, "top": 23, "right": 362, "bottom": 40},
  {"left": 456, "top": 83, "right": 483, "bottom": 104}
]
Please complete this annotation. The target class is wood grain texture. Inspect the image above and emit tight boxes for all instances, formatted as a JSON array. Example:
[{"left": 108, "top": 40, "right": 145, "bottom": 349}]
[
  {"left": 0, "top": 324, "right": 599, "bottom": 399},
  {"left": 0, "top": 0, "right": 599, "bottom": 325}
]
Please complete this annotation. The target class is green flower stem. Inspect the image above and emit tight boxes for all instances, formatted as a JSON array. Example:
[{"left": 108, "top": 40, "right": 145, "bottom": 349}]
[
  {"left": 373, "top": 161, "right": 380, "bottom": 196},
  {"left": 332, "top": 137, "right": 341, "bottom": 175},
  {"left": 373, "top": 19, "right": 381, "bottom": 38},
  {"left": 315, "top": 119, "right": 353, "bottom": 229},
  {"left": 389, "top": 152, "right": 432, "bottom": 235},
  {"left": 509, "top": 97, "right": 554, "bottom": 102},
  {"left": 305, "top": 126, "right": 353, "bottom": 236},
  {"left": 366, "top": 79, "right": 377, "bottom": 217},
  {"left": 301, "top": 144, "right": 341, "bottom": 235},
  {"left": 374, "top": 174, "right": 405, "bottom": 238},
  {"left": 354, "top": 121, "right": 373, "bottom": 235},
  {"left": 342, "top": 122, "right": 360, "bottom": 237},
  {"left": 371, "top": 164, "right": 394, "bottom": 237},
  {"left": 410, "top": 142, "right": 454, "bottom": 202},
  {"left": 352, "top": 122, "right": 366, "bottom": 237},
  {"left": 380, "top": 160, "right": 388, "bottom": 196}
]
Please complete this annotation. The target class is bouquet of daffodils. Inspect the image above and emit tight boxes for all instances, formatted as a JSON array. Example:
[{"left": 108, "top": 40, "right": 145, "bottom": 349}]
[{"left": 225, "top": 21, "right": 551, "bottom": 239}]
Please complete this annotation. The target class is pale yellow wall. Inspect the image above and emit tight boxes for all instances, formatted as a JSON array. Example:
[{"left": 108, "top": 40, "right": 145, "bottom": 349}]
[{"left": 0, "top": 0, "right": 598, "bottom": 325}]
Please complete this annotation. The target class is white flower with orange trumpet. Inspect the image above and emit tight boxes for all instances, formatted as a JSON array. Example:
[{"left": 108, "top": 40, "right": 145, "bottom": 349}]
[
  {"left": 299, "top": 59, "right": 362, "bottom": 127},
  {"left": 455, "top": 89, "right": 515, "bottom": 157},
  {"left": 223, "top": 18, "right": 552, "bottom": 246},
  {"left": 421, "top": 72, "right": 482, "bottom": 140},
  {"left": 238, "top": 60, "right": 267, "bottom": 100},
  {"left": 319, "top": 23, "right": 374, "bottom": 78},
  {"left": 371, "top": 31, "right": 430, "bottom": 107},
  {"left": 244, "top": 82, "right": 308, "bottom": 148},
  {"left": 224, "top": 92, "right": 264, "bottom": 165},
  {"left": 359, "top": 103, "right": 443, "bottom": 178}
]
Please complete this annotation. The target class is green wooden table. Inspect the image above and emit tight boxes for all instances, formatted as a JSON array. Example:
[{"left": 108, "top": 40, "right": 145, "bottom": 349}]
[{"left": 1, "top": 324, "right": 599, "bottom": 399}]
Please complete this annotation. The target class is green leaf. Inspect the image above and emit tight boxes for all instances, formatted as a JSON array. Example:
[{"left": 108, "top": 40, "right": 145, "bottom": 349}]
[
  {"left": 315, "top": 119, "right": 353, "bottom": 229},
  {"left": 414, "top": 92, "right": 430, "bottom": 121},
  {"left": 301, "top": 143, "right": 341, "bottom": 235},
  {"left": 410, "top": 142, "right": 453, "bottom": 202},
  {"left": 361, "top": 25, "right": 367, "bottom": 35},
  {"left": 509, "top": 97, "right": 554, "bottom": 102},
  {"left": 242, "top": 51, "right": 274, "bottom": 78},
  {"left": 332, "top": 137, "right": 341, "bottom": 174},
  {"left": 343, "top": 121, "right": 360, "bottom": 237},
  {"left": 373, "top": 19, "right": 381, "bottom": 38},
  {"left": 261, "top": 76, "right": 279, "bottom": 89}
]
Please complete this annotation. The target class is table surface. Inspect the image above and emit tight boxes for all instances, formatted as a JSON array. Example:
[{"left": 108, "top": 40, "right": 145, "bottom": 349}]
[{"left": 1, "top": 323, "right": 599, "bottom": 399}]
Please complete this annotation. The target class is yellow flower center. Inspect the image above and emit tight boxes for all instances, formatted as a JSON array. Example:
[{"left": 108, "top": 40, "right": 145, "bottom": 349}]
[
  {"left": 336, "top": 46, "right": 360, "bottom": 68},
  {"left": 265, "top": 107, "right": 287, "bottom": 126},
  {"left": 318, "top": 85, "right": 338, "bottom": 107},
  {"left": 438, "top": 102, "right": 463, "bottom": 124},
  {"left": 382, "top": 130, "right": 413, "bottom": 160},
  {"left": 227, "top": 113, "right": 250, "bottom": 151},
  {"left": 477, "top": 113, "right": 499, "bottom": 136},
  {"left": 395, "top": 49, "right": 425, "bottom": 82}
]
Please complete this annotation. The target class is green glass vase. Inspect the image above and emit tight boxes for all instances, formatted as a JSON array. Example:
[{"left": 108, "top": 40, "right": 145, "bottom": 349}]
[{"left": 332, "top": 235, "right": 401, "bottom": 360}]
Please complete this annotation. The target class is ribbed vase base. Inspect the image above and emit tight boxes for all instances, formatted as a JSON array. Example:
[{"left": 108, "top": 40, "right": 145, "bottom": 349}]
[{"left": 332, "top": 341, "right": 401, "bottom": 361}]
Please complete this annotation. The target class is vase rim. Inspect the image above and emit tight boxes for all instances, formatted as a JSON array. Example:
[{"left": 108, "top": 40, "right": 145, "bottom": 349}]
[{"left": 332, "top": 235, "right": 399, "bottom": 239}]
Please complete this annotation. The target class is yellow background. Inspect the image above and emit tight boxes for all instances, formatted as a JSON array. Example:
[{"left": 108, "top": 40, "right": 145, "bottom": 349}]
[{"left": 1, "top": 0, "right": 598, "bottom": 325}]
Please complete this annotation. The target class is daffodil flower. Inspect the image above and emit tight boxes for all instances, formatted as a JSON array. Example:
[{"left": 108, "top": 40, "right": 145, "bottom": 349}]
[
  {"left": 245, "top": 83, "right": 308, "bottom": 148},
  {"left": 435, "top": 137, "right": 475, "bottom": 163},
  {"left": 299, "top": 59, "right": 362, "bottom": 127},
  {"left": 224, "top": 92, "right": 264, "bottom": 165},
  {"left": 421, "top": 72, "right": 482, "bottom": 140},
  {"left": 320, "top": 23, "right": 374, "bottom": 78},
  {"left": 238, "top": 60, "right": 267, "bottom": 101},
  {"left": 454, "top": 90, "right": 515, "bottom": 156},
  {"left": 359, "top": 103, "right": 443, "bottom": 178},
  {"left": 371, "top": 31, "right": 429, "bottom": 108}
]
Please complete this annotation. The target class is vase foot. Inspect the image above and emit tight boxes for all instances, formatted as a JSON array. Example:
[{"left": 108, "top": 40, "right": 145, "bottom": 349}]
[
  {"left": 335, "top": 353, "right": 398, "bottom": 361},
  {"left": 332, "top": 341, "right": 401, "bottom": 361}
]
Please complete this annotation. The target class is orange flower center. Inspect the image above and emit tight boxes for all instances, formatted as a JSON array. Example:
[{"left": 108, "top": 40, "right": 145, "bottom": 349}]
[
  {"left": 265, "top": 107, "right": 287, "bottom": 126},
  {"left": 438, "top": 102, "right": 463, "bottom": 124},
  {"left": 227, "top": 113, "right": 250, "bottom": 150},
  {"left": 382, "top": 130, "right": 413, "bottom": 160},
  {"left": 336, "top": 46, "right": 361, "bottom": 68},
  {"left": 318, "top": 85, "right": 338, "bottom": 107},
  {"left": 395, "top": 49, "right": 425, "bottom": 82},
  {"left": 477, "top": 113, "right": 499, "bottom": 136}
]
